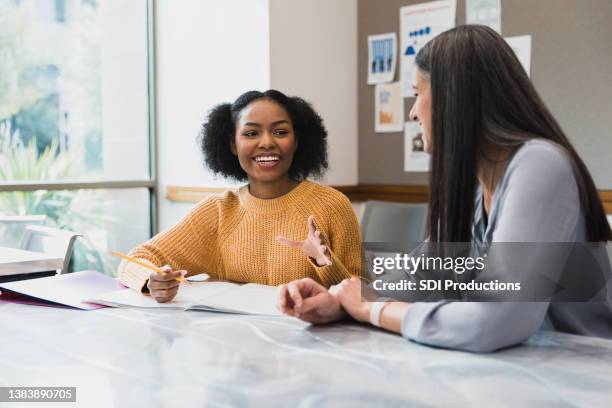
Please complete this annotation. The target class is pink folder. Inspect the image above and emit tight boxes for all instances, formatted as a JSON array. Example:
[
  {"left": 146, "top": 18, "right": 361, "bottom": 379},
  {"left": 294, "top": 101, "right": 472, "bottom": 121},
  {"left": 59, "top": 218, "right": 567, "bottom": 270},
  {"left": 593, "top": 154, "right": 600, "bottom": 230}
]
[{"left": 0, "top": 270, "right": 126, "bottom": 310}]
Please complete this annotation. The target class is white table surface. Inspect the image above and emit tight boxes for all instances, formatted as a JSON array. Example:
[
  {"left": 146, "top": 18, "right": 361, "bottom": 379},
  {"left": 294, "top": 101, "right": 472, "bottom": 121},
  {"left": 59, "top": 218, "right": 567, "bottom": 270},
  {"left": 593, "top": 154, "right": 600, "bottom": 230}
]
[
  {"left": 0, "top": 246, "right": 64, "bottom": 276},
  {"left": 1, "top": 300, "right": 611, "bottom": 408}
]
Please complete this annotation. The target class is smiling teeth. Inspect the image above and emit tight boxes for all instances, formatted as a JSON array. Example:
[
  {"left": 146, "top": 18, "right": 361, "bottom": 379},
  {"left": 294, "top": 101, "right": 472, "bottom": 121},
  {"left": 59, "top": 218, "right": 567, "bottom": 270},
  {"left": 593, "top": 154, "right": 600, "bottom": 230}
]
[{"left": 255, "top": 156, "right": 279, "bottom": 162}]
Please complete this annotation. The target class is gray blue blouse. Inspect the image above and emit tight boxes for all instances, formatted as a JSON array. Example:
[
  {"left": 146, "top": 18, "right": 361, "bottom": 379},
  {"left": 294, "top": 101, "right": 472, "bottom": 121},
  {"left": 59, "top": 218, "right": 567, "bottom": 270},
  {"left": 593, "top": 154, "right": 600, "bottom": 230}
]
[{"left": 401, "top": 139, "right": 612, "bottom": 352}]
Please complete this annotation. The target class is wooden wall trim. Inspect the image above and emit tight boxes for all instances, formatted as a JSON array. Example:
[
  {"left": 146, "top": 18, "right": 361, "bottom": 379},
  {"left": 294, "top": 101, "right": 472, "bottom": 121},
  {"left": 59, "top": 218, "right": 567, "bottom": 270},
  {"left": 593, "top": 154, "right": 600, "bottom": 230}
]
[
  {"left": 333, "top": 184, "right": 429, "bottom": 203},
  {"left": 166, "top": 184, "right": 612, "bottom": 214},
  {"left": 166, "top": 186, "right": 226, "bottom": 203},
  {"left": 600, "top": 190, "right": 612, "bottom": 214}
]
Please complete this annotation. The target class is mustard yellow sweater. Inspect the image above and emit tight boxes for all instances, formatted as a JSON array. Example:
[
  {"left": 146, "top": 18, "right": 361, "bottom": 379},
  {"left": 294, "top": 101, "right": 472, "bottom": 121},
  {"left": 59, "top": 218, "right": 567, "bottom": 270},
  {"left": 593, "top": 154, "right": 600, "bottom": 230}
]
[{"left": 118, "top": 181, "right": 362, "bottom": 291}]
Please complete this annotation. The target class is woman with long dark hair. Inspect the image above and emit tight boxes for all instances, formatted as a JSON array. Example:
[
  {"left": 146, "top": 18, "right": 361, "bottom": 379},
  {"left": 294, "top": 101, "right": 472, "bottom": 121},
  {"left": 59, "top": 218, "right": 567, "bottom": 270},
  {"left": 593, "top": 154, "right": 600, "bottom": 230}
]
[{"left": 277, "top": 25, "right": 612, "bottom": 352}]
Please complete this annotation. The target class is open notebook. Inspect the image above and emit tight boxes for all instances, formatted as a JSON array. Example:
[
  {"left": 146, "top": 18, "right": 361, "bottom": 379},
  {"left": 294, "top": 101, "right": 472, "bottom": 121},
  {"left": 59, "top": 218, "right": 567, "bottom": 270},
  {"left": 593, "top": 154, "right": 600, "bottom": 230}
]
[{"left": 88, "top": 281, "right": 283, "bottom": 316}]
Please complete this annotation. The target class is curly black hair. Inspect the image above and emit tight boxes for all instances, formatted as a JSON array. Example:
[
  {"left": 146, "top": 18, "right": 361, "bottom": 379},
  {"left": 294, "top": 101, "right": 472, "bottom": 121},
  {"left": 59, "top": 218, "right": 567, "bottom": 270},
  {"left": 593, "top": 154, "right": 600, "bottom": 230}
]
[{"left": 198, "top": 89, "right": 328, "bottom": 182}]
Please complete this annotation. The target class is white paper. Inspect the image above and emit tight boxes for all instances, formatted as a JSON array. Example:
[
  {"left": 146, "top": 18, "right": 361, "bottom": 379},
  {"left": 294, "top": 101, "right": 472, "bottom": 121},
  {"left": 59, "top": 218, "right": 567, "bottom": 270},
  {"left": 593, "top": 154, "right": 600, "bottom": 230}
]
[
  {"left": 404, "top": 121, "right": 430, "bottom": 172},
  {"left": 192, "top": 283, "right": 282, "bottom": 316},
  {"left": 89, "top": 281, "right": 237, "bottom": 309},
  {"left": 399, "top": 0, "right": 457, "bottom": 97},
  {"left": 90, "top": 281, "right": 283, "bottom": 316},
  {"left": 505, "top": 35, "right": 532, "bottom": 77},
  {"left": 367, "top": 32, "right": 397, "bottom": 84},
  {"left": 375, "top": 82, "right": 404, "bottom": 133},
  {"left": 466, "top": 0, "right": 501, "bottom": 33}
]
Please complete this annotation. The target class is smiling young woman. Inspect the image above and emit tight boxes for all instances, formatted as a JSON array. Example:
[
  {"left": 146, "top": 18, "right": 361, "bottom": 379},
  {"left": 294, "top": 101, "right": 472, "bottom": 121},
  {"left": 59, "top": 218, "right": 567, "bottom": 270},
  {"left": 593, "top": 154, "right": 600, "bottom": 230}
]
[{"left": 117, "top": 90, "right": 362, "bottom": 303}]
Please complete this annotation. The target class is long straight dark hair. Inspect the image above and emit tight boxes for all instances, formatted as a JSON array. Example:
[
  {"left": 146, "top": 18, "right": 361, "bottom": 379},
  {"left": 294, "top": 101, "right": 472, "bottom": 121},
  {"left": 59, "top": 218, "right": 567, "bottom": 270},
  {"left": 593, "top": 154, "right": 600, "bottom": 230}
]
[{"left": 415, "top": 25, "right": 611, "bottom": 243}]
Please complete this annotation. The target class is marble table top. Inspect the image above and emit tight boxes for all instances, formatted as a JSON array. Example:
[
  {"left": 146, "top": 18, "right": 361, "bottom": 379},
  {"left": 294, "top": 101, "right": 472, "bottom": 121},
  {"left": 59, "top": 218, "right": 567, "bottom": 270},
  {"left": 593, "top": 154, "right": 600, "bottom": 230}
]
[{"left": 1, "top": 300, "right": 611, "bottom": 408}]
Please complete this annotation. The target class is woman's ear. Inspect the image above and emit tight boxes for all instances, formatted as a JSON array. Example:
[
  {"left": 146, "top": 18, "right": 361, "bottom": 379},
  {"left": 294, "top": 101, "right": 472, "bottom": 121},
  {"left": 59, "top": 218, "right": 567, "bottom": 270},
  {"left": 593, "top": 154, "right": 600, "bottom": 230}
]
[
  {"left": 293, "top": 137, "right": 299, "bottom": 152},
  {"left": 230, "top": 138, "right": 237, "bottom": 156}
]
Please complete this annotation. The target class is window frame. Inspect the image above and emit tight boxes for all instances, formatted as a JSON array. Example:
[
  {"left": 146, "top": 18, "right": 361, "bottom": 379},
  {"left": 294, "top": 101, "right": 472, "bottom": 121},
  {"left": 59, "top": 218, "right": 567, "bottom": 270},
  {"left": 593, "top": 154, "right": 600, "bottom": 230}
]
[{"left": 0, "top": 0, "right": 159, "bottom": 237}]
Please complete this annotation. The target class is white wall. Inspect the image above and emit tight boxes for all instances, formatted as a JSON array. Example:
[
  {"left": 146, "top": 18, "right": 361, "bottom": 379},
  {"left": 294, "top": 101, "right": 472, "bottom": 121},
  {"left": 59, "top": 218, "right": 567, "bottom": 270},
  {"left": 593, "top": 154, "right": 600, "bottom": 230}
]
[
  {"left": 155, "top": 0, "right": 270, "bottom": 230},
  {"left": 269, "top": 0, "right": 358, "bottom": 186}
]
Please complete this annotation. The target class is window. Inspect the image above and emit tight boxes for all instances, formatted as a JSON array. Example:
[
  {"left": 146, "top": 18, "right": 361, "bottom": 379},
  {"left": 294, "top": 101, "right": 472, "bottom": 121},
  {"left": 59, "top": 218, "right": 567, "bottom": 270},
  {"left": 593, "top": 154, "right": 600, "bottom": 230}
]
[{"left": 0, "top": 0, "right": 156, "bottom": 274}]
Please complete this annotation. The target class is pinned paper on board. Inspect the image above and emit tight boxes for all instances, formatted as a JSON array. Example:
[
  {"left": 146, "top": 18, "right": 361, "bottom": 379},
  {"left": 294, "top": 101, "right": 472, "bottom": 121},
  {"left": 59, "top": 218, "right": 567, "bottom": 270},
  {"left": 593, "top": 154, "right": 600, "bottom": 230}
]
[
  {"left": 404, "top": 121, "right": 430, "bottom": 172},
  {"left": 400, "top": 0, "right": 456, "bottom": 97},
  {"left": 505, "top": 35, "right": 532, "bottom": 77},
  {"left": 466, "top": 0, "right": 501, "bottom": 33},
  {"left": 367, "top": 33, "right": 397, "bottom": 84},
  {"left": 375, "top": 82, "right": 404, "bottom": 133}
]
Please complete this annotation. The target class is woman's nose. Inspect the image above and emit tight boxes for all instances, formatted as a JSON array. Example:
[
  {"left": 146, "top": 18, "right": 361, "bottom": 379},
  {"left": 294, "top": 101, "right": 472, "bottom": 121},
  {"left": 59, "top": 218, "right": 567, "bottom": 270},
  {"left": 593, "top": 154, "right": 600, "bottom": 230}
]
[
  {"left": 258, "top": 131, "right": 275, "bottom": 148},
  {"left": 409, "top": 104, "right": 419, "bottom": 122}
]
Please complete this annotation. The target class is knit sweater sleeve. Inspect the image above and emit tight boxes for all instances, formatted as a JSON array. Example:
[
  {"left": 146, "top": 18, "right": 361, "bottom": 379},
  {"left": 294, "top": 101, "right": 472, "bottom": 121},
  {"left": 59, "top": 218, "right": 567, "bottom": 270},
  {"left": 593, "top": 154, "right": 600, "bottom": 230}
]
[
  {"left": 310, "top": 192, "right": 362, "bottom": 287},
  {"left": 117, "top": 197, "right": 222, "bottom": 291}
]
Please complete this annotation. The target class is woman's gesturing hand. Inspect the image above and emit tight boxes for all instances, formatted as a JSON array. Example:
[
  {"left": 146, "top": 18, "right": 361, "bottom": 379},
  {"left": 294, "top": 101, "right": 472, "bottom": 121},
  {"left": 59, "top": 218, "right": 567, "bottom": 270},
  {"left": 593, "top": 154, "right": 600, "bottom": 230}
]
[
  {"left": 276, "top": 278, "right": 345, "bottom": 324},
  {"left": 146, "top": 265, "right": 187, "bottom": 303},
  {"left": 276, "top": 215, "right": 332, "bottom": 267}
]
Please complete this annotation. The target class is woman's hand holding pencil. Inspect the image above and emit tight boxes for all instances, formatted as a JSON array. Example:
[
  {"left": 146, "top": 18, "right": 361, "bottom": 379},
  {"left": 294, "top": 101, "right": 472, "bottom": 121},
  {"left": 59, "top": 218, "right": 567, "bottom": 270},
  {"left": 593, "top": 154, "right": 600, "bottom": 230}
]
[
  {"left": 146, "top": 266, "right": 187, "bottom": 303},
  {"left": 111, "top": 252, "right": 187, "bottom": 303}
]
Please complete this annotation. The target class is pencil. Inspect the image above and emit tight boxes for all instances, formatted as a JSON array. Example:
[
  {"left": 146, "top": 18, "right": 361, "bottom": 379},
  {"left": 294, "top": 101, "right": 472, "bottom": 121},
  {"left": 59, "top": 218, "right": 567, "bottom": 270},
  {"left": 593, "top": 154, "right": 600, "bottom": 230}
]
[{"left": 111, "top": 251, "right": 187, "bottom": 284}]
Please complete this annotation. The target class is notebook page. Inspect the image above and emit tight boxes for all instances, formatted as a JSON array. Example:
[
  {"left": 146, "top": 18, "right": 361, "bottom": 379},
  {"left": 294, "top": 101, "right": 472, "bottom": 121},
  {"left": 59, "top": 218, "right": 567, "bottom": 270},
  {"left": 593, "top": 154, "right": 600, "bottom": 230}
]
[
  {"left": 191, "top": 283, "right": 283, "bottom": 316},
  {"left": 89, "top": 281, "right": 239, "bottom": 309}
]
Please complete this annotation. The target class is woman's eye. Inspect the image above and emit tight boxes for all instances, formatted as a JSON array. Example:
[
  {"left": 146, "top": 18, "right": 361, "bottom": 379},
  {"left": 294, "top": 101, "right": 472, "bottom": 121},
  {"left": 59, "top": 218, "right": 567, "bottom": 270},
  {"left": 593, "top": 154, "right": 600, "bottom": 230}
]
[
  {"left": 273, "top": 129, "right": 289, "bottom": 136},
  {"left": 243, "top": 131, "right": 257, "bottom": 137}
]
